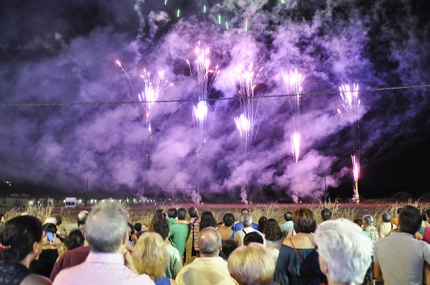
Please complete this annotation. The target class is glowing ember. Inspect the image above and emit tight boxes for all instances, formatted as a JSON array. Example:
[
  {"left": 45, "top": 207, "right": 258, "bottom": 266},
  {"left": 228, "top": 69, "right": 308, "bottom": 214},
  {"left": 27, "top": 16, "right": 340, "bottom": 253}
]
[{"left": 291, "top": 131, "right": 301, "bottom": 163}]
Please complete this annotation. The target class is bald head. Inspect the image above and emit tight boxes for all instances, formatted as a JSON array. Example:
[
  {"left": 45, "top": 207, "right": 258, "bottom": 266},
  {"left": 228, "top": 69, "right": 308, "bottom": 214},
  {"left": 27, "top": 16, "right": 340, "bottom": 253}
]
[
  {"left": 78, "top": 210, "right": 90, "bottom": 227},
  {"left": 197, "top": 227, "right": 221, "bottom": 257}
]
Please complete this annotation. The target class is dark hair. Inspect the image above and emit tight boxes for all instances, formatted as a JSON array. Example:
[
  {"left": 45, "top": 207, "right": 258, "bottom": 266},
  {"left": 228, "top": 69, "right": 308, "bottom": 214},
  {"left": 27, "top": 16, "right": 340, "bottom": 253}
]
[
  {"left": 0, "top": 215, "right": 42, "bottom": 262},
  {"left": 258, "top": 216, "right": 267, "bottom": 232},
  {"left": 263, "top": 218, "right": 283, "bottom": 241},
  {"left": 167, "top": 208, "right": 177, "bottom": 219},
  {"left": 399, "top": 205, "right": 422, "bottom": 235},
  {"left": 223, "top": 213, "right": 235, "bottom": 227},
  {"left": 53, "top": 214, "right": 63, "bottom": 226},
  {"left": 397, "top": 208, "right": 402, "bottom": 214},
  {"left": 284, "top": 211, "right": 293, "bottom": 222},
  {"left": 240, "top": 208, "right": 249, "bottom": 214},
  {"left": 293, "top": 208, "right": 316, "bottom": 234},
  {"left": 177, "top": 208, "right": 187, "bottom": 220},
  {"left": 382, "top": 212, "right": 392, "bottom": 223},
  {"left": 422, "top": 209, "right": 428, "bottom": 221},
  {"left": 153, "top": 218, "right": 170, "bottom": 240},
  {"left": 63, "top": 230, "right": 84, "bottom": 250},
  {"left": 43, "top": 223, "right": 56, "bottom": 233},
  {"left": 321, "top": 208, "right": 332, "bottom": 221},
  {"left": 188, "top": 207, "right": 198, "bottom": 218},
  {"left": 148, "top": 209, "right": 166, "bottom": 232},
  {"left": 353, "top": 218, "right": 363, "bottom": 227},
  {"left": 425, "top": 209, "right": 430, "bottom": 220},
  {"left": 200, "top": 216, "right": 217, "bottom": 231},
  {"left": 243, "top": 232, "right": 264, "bottom": 245},
  {"left": 222, "top": 240, "right": 238, "bottom": 260},
  {"left": 134, "top": 223, "right": 142, "bottom": 232}
]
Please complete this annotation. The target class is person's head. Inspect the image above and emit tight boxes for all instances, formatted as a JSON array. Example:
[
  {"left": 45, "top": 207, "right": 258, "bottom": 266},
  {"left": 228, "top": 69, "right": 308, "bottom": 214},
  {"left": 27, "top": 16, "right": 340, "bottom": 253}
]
[
  {"left": 53, "top": 214, "right": 63, "bottom": 226},
  {"left": 199, "top": 215, "right": 217, "bottom": 231},
  {"left": 263, "top": 218, "right": 283, "bottom": 241},
  {"left": 396, "top": 207, "right": 402, "bottom": 216},
  {"left": 167, "top": 208, "right": 177, "bottom": 219},
  {"left": 63, "top": 229, "right": 84, "bottom": 251},
  {"left": 258, "top": 216, "right": 267, "bottom": 232},
  {"left": 222, "top": 240, "right": 238, "bottom": 260},
  {"left": 228, "top": 243, "right": 275, "bottom": 285},
  {"left": 293, "top": 208, "right": 316, "bottom": 234},
  {"left": 197, "top": 227, "right": 221, "bottom": 257},
  {"left": 240, "top": 208, "right": 250, "bottom": 215},
  {"left": 425, "top": 209, "right": 430, "bottom": 222},
  {"left": 362, "top": 215, "right": 374, "bottom": 227},
  {"left": 77, "top": 210, "right": 89, "bottom": 227},
  {"left": 243, "top": 232, "right": 264, "bottom": 245},
  {"left": 134, "top": 222, "right": 142, "bottom": 232},
  {"left": 133, "top": 232, "right": 168, "bottom": 280},
  {"left": 241, "top": 213, "right": 253, "bottom": 227},
  {"left": 153, "top": 209, "right": 166, "bottom": 220},
  {"left": 0, "top": 215, "right": 43, "bottom": 263},
  {"left": 422, "top": 209, "right": 428, "bottom": 221},
  {"left": 177, "top": 208, "right": 187, "bottom": 220},
  {"left": 188, "top": 207, "right": 198, "bottom": 218},
  {"left": 399, "top": 205, "right": 422, "bottom": 235},
  {"left": 85, "top": 201, "right": 128, "bottom": 253},
  {"left": 284, "top": 211, "right": 293, "bottom": 222},
  {"left": 315, "top": 219, "right": 372, "bottom": 285},
  {"left": 382, "top": 212, "right": 392, "bottom": 223},
  {"left": 153, "top": 218, "right": 170, "bottom": 241},
  {"left": 223, "top": 213, "right": 235, "bottom": 227},
  {"left": 321, "top": 208, "right": 332, "bottom": 221}
]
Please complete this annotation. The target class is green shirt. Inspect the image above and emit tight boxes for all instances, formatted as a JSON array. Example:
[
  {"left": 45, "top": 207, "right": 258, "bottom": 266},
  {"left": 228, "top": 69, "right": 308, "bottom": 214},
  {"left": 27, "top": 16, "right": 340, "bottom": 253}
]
[{"left": 170, "top": 223, "right": 190, "bottom": 255}]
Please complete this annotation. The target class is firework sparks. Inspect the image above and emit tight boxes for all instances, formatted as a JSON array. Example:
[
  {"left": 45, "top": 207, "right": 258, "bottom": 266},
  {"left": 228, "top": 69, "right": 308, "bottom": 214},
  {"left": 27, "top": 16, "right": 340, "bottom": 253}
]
[
  {"left": 352, "top": 154, "right": 360, "bottom": 203},
  {"left": 115, "top": 60, "right": 136, "bottom": 98},
  {"left": 193, "top": 101, "right": 208, "bottom": 128},
  {"left": 291, "top": 131, "right": 301, "bottom": 163},
  {"left": 339, "top": 83, "right": 360, "bottom": 119}
]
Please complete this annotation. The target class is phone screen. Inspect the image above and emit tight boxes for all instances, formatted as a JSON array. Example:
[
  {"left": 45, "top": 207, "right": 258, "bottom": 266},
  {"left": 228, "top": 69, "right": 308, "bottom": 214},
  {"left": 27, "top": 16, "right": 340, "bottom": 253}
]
[{"left": 46, "top": 232, "right": 54, "bottom": 242}]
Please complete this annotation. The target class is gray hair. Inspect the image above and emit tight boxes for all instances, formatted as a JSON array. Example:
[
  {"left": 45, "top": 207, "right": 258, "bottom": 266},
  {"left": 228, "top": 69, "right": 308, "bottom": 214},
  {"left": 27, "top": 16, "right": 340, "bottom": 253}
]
[
  {"left": 85, "top": 201, "right": 128, "bottom": 253},
  {"left": 382, "top": 212, "right": 391, "bottom": 223},
  {"left": 197, "top": 227, "right": 221, "bottom": 256},
  {"left": 241, "top": 213, "right": 253, "bottom": 227},
  {"left": 315, "top": 219, "right": 373, "bottom": 284},
  {"left": 362, "top": 215, "right": 374, "bottom": 226}
]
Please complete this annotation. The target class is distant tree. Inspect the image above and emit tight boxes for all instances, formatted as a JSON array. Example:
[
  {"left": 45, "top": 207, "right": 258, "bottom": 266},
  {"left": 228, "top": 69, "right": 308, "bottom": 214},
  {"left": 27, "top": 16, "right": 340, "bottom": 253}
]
[{"left": 391, "top": 191, "right": 412, "bottom": 200}]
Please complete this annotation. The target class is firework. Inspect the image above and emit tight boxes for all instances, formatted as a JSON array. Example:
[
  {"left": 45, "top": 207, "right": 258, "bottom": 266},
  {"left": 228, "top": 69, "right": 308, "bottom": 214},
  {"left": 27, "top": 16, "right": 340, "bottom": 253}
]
[
  {"left": 339, "top": 83, "right": 360, "bottom": 119},
  {"left": 116, "top": 60, "right": 136, "bottom": 98},
  {"left": 351, "top": 154, "right": 360, "bottom": 203},
  {"left": 291, "top": 131, "right": 301, "bottom": 163},
  {"left": 193, "top": 101, "right": 208, "bottom": 129}
]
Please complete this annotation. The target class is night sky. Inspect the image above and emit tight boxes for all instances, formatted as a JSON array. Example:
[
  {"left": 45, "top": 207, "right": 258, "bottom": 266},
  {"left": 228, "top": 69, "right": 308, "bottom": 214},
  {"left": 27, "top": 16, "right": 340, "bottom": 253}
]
[{"left": 0, "top": 0, "right": 429, "bottom": 203}]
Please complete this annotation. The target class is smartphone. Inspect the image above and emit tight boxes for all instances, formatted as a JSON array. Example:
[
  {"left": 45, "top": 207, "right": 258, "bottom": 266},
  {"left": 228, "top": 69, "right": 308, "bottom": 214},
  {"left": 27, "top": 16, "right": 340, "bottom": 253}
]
[{"left": 46, "top": 231, "right": 54, "bottom": 242}]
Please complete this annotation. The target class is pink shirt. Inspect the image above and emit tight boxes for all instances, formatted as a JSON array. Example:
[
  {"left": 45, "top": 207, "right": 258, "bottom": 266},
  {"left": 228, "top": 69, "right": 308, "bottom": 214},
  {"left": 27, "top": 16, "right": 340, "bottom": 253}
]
[
  {"left": 52, "top": 252, "right": 155, "bottom": 285},
  {"left": 423, "top": 227, "right": 430, "bottom": 243}
]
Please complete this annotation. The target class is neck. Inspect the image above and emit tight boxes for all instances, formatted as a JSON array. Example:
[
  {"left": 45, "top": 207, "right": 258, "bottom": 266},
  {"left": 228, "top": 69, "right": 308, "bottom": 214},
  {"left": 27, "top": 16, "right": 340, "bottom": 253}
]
[{"left": 20, "top": 254, "right": 34, "bottom": 269}]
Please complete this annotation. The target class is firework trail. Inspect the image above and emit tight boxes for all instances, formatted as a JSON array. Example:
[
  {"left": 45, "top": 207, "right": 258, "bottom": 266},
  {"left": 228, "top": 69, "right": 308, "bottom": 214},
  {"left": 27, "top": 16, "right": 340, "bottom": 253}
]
[{"left": 338, "top": 83, "right": 361, "bottom": 203}]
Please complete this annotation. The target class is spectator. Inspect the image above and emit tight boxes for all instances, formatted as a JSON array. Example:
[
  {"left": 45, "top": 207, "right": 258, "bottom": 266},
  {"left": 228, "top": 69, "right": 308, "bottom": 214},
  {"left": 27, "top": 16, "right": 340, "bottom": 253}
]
[
  {"left": 391, "top": 207, "right": 402, "bottom": 226},
  {"left": 321, "top": 208, "right": 332, "bottom": 222},
  {"left": 378, "top": 212, "right": 396, "bottom": 238},
  {"left": 243, "top": 231, "right": 264, "bottom": 245},
  {"left": 30, "top": 223, "right": 60, "bottom": 278},
  {"left": 263, "top": 218, "right": 283, "bottom": 250},
  {"left": 228, "top": 243, "right": 275, "bottom": 285},
  {"left": 126, "top": 212, "right": 137, "bottom": 245},
  {"left": 374, "top": 205, "right": 430, "bottom": 284},
  {"left": 167, "top": 208, "right": 178, "bottom": 226},
  {"left": 175, "top": 227, "right": 237, "bottom": 285},
  {"left": 218, "top": 213, "right": 235, "bottom": 241},
  {"left": 234, "top": 213, "right": 265, "bottom": 246},
  {"left": 362, "top": 215, "right": 379, "bottom": 246},
  {"left": 199, "top": 211, "right": 217, "bottom": 231},
  {"left": 274, "top": 208, "right": 327, "bottom": 285},
  {"left": 279, "top": 211, "right": 293, "bottom": 236},
  {"left": 153, "top": 219, "right": 183, "bottom": 279},
  {"left": 134, "top": 222, "right": 144, "bottom": 239},
  {"left": 258, "top": 216, "right": 268, "bottom": 233},
  {"left": 315, "top": 219, "right": 373, "bottom": 285},
  {"left": 133, "top": 232, "right": 177, "bottom": 285},
  {"left": 52, "top": 201, "right": 154, "bottom": 285},
  {"left": 188, "top": 207, "right": 200, "bottom": 257},
  {"left": 232, "top": 208, "right": 259, "bottom": 232},
  {"left": 63, "top": 230, "right": 84, "bottom": 251},
  {"left": 69, "top": 210, "right": 89, "bottom": 234},
  {"left": 423, "top": 209, "right": 430, "bottom": 244},
  {"left": 221, "top": 240, "right": 238, "bottom": 260},
  {"left": 0, "top": 215, "right": 51, "bottom": 285},
  {"left": 419, "top": 209, "right": 430, "bottom": 237},
  {"left": 148, "top": 209, "right": 167, "bottom": 232},
  {"left": 353, "top": 218, "right": 371, "bottom": 239},
  {"left": 169, "top": 208, "right": 190, "bottom": 261}
]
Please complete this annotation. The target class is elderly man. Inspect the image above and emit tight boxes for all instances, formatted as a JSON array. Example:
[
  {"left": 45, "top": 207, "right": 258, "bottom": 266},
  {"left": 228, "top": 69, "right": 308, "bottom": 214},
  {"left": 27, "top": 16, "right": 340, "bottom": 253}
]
[
  {"left": 175, "top": 227, "right": 237, "bottom": 285},
  {"left": 231, "top": 208, "right": 259, "bottom": 232},
  {"left": 53, "top": 201, "right": 154, "bottom": 285},
  {"left": 234, "top": 213, "right": 264, "bottom": 246}
]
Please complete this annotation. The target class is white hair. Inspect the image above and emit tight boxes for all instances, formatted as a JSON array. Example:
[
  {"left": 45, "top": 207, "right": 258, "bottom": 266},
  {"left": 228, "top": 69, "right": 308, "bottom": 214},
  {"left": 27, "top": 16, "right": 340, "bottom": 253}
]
[{"left": 315, "top": 218, "right": 372, "bottom": 285}]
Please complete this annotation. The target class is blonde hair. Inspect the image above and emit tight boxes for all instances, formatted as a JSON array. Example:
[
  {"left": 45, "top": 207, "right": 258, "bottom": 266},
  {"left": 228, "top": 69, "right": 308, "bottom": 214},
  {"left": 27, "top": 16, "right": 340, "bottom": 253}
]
[
  {"left": 228, "top": 243, "right": 275, "bottom": 285},
  {"left": 132, "top": 232, "right": 168, "bottom": 280}
]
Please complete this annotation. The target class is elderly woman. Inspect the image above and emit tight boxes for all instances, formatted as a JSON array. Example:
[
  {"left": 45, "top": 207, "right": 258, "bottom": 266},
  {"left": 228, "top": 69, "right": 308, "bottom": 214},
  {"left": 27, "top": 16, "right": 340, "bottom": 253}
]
[
  {"left": 133, "top": 232, "right": 177, "bottom": 285},
  {"left": 362, "top": 215, "right": 378, "bottom": 246},
  {"left": 0, "top": 215, "right": 51, "bottom": 285},
  {"left": 228, "top": 243, "right": 276, "bottom": 285},
  {"left": 315, "top": 219, "right": 373, "bottom": 285},
  {"left": 274, "top": 208, "right": 327, "bottom": 285}
]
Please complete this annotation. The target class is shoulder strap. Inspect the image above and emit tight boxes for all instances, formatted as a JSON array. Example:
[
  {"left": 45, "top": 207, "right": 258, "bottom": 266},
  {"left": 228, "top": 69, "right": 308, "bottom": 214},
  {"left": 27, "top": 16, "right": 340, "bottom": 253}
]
[
  {"left": 242, "top": 229, "right": 247, "bottom": 235},
  {"left": 289, "top": 238, "right": 317, "bottom": 278}
]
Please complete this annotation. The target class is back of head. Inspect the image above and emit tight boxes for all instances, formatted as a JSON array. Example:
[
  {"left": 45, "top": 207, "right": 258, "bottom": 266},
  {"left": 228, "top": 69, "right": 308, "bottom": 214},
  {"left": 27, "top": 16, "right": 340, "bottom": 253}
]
[
  {"left": 167, "top": 208, "right": 177, "bottom": 219},
  {"left": 258, "top": 216, "right": 267, "bottom": 232},
  {"left": 43, "top": 223, "right": 57, "bottom": 234},
  {"left": 197, "top": 227, "right": 221, "bottom": 256},
  {"left": 241, "top": 213, "right": 253, "bottom": 227},
  {"left": 199, "top": 216, "right": 218, "bottom": 231},
  {"left": 85, "top": 201, "right": 128, "bottom": 253},
  {"left": 382, "top": 212, "right": 392, "bottom": 223},
  {"left": 222, "top": 240, "right": 238, "bottom": 260},
  {"left": 53, "top": 214, "right": 63, "bottom": 226},
  {"left": 134, "top": 222, "right": 142, "bottom": 232},
  {"left": 64, "top": 229, "right": 85, "bottom": 251},
  {"left": 315, "top": 219, "right": 372, "bottom": 284},
  {"left": 243, "top": 232, "right": 264, "bottom": 246},
  {"left": 399, "top": 205, "right": 422, "bottom": 235},
  {"left": 228, "top": 243, "right": 275, "bottom": 285},
  {"left": 0, "top": 215, "right": 42, "bottom": 262},
  {"left": 77, "top": 210, "right": 89, "bottom": 227},
  {"left": 188, "top": 207, "right": 198, "bottom": 218},
  {"left": 133, "top": 232, "right": 167, "bottom": 280},
  {"left": 223, "top": 213, "right": 235, "bottom": 227},
  {"left": 177, "top": 208, "right": 187, "bottom": 220},
  {"left": 284, "top": 211, "right": 293, "bottom": 222},
  {"left": 153, "top": 218, "right": 170, "bottom": 240},
  {"left": 362, "top": 215, "right": 374, "bottom": 226},
  {"left": 293, "top": 208, "right": 316, "bottom": 234},
  {"left": 240, "top": 208, "right": 249, "bottom": 215},
  {"left": 263, "top": 218, "right": 283, "bottom": 241},
  {"left": 321, "top": 208, "right": 332, "bottom": 221}
]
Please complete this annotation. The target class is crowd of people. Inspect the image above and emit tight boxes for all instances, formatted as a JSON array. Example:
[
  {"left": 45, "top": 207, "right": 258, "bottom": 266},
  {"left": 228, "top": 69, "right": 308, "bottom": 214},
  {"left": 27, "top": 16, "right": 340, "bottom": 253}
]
[{"left": 1, "top": 202, "right": 430, "bottom": 285}]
